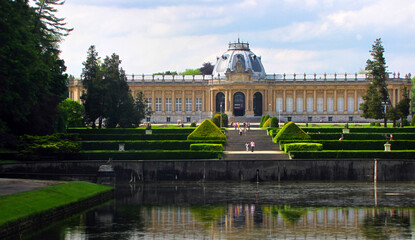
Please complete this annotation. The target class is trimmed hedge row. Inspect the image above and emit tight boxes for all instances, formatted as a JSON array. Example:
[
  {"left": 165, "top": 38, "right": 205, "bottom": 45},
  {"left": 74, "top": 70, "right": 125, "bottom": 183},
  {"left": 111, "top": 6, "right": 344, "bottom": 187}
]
[
  {"left": 302, "top": 127, "right": 415, "bottom": 133},
  {"left": 63, "top": 150, "right": 221, "bottom": 160},
  {"left": 78, "top": 134, "right": 189, "bottom": 141},
  {"left": 290, "top": 150, "right": 415, "bottom": 159},
  {"left": 81, "top": 140, "right": 225, "bottom": 150},
  {"left": 190, "top": 144, "right": 223, "bottom": 151},
  {"left": 309, "top": 133, "right": 415, "bottom": 140},
  {"left": 283, "top": 143, "right": 322, "bottom": 153},
  {"left": 280, "top": 140, "right": 415, "bottom": 150},
  {"left": 68, "top": 128, "right": 195, "bottom": 134}
]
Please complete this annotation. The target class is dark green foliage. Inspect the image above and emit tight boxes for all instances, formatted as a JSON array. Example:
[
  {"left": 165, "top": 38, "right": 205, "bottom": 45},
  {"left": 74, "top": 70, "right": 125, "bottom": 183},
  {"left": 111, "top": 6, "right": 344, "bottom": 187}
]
[
  {"left": 270, "top": 117, "right": 279, "bottom": 128},
  {"left": 370, "top": 122, "right": 376, "bottom": 126},
  {"left": 81, "top": 140, "right": 225, "bottom": 150},
  {"left": 78, "top": 134, "right": 190, "bottom": 141},
  {"left": 0, "top": 0, "right": 69, "bottom": 136},
  {"left": 274, "top": 122, "right": 310, "bottom": 142},
  {"left": 260, "top": 115, "right": 270, "bottom": 127},
  {"left": 211, "top": 113, "right": 228, "bottom": 127},
  {"left": 309, "top": 133, "right": 415, "bottom": 140},
  {"left": 302, "top": 127, "right": 415, "bottom": 133},
  {"left": 190, "top": 122, "right": 197, "bottom": 127},
  {"left": 199, "top": 62, "right": 214, "bottom": 75},
  {"left": 64, "top": 150, "right": 221, "bottom": 160},
  {"left": 68, "top": 128, "right": 194, "bottom": 134},
  {"left": 375, "top": 122, "right": 381, "bottom": 127},
  {"left": 188, "top": 119, "right": 226, "bottom": 141},
  {"left": 290, "top": 150, "right": 415, "bottom": 159},
  {"left": 397, "top": 86, "right": 411, "bottom": 126},
  {"left": 280, "top": 140, "right": 415, "bottom": 150},
  {"left": 19, "top": 133, "right": 80, "bottom": 159},
  {"left": 190, "top": 144, "right": 223, "bottom": 151},
  {"left": 360, "top": 38, "right": 390, "bottom": 126},
  {"left": 55, "top": 99, "right": 85, "bottom": 132},
  {"left": 411, "top": 116, "right": 415, "bottom": 126},
  {"left": 283, "top": 143, "right": 322, "bottom": 153}
]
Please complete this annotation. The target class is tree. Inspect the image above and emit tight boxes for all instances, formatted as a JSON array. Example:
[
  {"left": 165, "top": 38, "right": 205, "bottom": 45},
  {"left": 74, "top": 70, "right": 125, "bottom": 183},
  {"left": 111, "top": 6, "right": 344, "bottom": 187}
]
[
  {"left": 0, "top": 0, "right": 69, "bottom": 136},
  {"left": 411, "top": 77, "right": 415, "bottom": 113},
  {"left": 180, "top": 69, "right": 201, "bottom": 75},
  {"left": 200, "top": 62, "right": 214, "bottom": 75},
  {"left": 54, "top": 99, "right": 85, "bottom": 131},
  {"left": 360, "top": 38, "right": 390, "bottom": 127},
  {"left": 396, "top": 86, "right": 411, "bottom": 127}
]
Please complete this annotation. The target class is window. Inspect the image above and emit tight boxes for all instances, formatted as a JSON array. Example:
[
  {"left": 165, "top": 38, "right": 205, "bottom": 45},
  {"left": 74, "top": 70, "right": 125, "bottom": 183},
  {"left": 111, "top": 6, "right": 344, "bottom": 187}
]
[
  {"left": 276, "top": 97, "right": 283, "bottom": 112},
  {"left": 145, "top": 98, "right": 152, "bottom": 111},
  {"left": 296, "top": 97, "right": 303, "bottom": 113},
  {"left": 286, "top": 97, "right": 293, "bottom": 113},
  {"left": 327, "top": 97, "right": 333, "bottom": 113},
  {"left": 328, "top": 116, "right": 333, "bottom": 122},
  {"left": 165, "top": 98, "right": 172, "bottom": 112},
  {"left": 175, "top": 98, "right": 182, "bottom": 112},
  {"left": 308, "top": 116, "right": 312, "bottom": 122},
  {"left": 185, "top": 98, "right": 192, "bottom": 112},
  {"left": 146, "top": 117, "right": 150, "bottom": 122},
  {"left": 287, "top": 116, "right": 292, "bottom": 121},
  {"left": 186, "top": 117, "right": 191, "bottom": 122},
  {"left": 196, "top": 98, "right": 202, "bottom": 111},
  {"left": 349, "top": 116, "right": 353, "bottom": 122},
  {"left": 358, "top": 97, "right": 364, "bottom": 112},
  {"left": 347, "top": 97, "right": 354, "bottom": 113},
  {"left": 166, "top": 117, "right": 171, "bottom": 123},
  {"left": 155, "top": 98, "right": 162, "bottom": 112},
  {"left": 317, "top": 97, "right": 323, "bottom": 113},
  {"left": 307, "top": 97, "right": 313, "bottom": 113},
  {"left": 337, "top": 97, "right": 344, "bottom": 112}
]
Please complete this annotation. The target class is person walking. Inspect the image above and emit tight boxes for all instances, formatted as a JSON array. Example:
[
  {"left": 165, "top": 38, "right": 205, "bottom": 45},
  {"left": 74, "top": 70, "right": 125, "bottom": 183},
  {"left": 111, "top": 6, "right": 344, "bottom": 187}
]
[
  {"left": 245, "top": 142, "right": 249, "bottom": 151},
  {"left": 250, "top": 140, "right": 255, "bottom": 152}
]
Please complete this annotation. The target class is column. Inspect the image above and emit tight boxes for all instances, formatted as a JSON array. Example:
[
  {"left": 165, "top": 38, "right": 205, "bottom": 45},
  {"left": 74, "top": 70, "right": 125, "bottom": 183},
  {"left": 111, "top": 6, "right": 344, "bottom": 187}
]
[
  {"left": 293, "top": 90, "right": 297, "bottom": 112},
  {"left": 303, "top": 90, "right": 306, "bottom": 112},
  {"left": 323, "top": 89, "right": 327, "bottom": 112},
  {"left": 172, "top": 90, "right": 176, "bottom": 112},
  {"left": 334, "top": 90, "right": 337, "bottom": 112},
  {"left": 210, "top": 90, "right": 214, "bottom": 113},
  {"left": 162, "top": 90, "right": 165, "bottom": 112},
  {"left": 152, "top": 91, "right": 155, "bottom": 111},
  {"left": 182, "top": 90, "right": 185, "bottom": 113},
  {"left": 354, "top": 89, "right": 358, "bottom": 113},
  {"left": 283, "top": 90, "right": 286, "bottom": 112},
  {"left": 192, "top": 90, "right": 195, "bottom": 112},
  {"left": 225, "top": 90, "right": 229, "bottom": 112},
  {"left": 344, "top": 90, "right": 347, "bottom": 113},
  {"left": 313, "top": 90, "right": 317, "bottom": 112}
]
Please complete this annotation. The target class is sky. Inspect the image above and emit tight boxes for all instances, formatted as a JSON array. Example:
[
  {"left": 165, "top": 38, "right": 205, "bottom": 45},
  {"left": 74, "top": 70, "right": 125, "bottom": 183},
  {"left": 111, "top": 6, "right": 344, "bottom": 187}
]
[{"left": 57, "top": 0, "right": 415, "bottom": 78}]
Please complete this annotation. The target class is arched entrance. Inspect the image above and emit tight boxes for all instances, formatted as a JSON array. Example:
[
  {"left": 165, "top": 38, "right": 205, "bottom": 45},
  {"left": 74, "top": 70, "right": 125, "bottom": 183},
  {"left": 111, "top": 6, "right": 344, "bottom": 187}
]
[
  {"left": 216, "top": 92, "right": 225, "bottom": 113},
  {"left": 233, "top": 92, "right": 245, "bottom": 116},
  {"left": 253, "top": 92, "right": 262, "bottom": 116}
]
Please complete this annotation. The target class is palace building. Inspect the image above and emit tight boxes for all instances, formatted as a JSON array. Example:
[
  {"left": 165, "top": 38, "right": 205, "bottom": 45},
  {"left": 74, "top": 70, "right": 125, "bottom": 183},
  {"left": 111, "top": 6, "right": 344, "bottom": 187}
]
[{"left": 68, "top": 40, "right": 412, "bottom": 123}]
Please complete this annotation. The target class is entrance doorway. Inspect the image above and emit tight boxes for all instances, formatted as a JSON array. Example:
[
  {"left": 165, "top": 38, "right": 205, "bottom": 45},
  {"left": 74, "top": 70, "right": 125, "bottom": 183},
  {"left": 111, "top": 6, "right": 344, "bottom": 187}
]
[
  {"left": 216, "top": 92, "right": 225, "bottom": 113},
  {"left": 233, "top": 92, "right": 245, "bottom": 116},
  {"left": 253, "top": 92, "right": 262, "bottom": 116}
]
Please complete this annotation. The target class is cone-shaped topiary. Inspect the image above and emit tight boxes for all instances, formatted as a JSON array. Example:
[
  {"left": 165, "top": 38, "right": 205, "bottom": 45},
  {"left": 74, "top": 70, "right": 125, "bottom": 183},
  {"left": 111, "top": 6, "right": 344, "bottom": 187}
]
[
  {"left": 187, "top": 119, "right": 226, "bottom": 141},
  {"left": 270, "top": 117, "right": 279, "bottom": 128},
  {"left": 263, "top": 118, "right": 271, "bottom": 127},
  {"left": 274, "top": 121, "right": 310, "bottom": 143}
]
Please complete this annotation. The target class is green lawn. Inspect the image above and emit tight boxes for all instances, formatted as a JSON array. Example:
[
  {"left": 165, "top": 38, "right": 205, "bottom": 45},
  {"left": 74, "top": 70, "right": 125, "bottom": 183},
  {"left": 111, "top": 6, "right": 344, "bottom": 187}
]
[{"left": 0, "top": 181, "right": 113, "bottom": 226}]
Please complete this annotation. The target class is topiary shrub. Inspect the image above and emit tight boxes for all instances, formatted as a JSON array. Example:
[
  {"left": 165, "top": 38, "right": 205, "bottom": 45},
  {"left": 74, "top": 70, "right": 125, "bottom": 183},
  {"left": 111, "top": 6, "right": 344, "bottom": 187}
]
[
  {"left": 260, "top": 115, "right": 270, "bottom": 127},
  {"left": 375, "top": 122, "right": 381, "bottom": 127},
  {"left": 411, "top": 116, "right": 415, "bottom": 126},
  {"left": 211, "top": 113, "right": 228, "bottom": 128},
  {"left": 274, "top": 121, "right": 311, "bottom": 143},
  {"left": 187, "top": 119, "right": 226, "bottom": 141},
  {"left": 263, "top": 118, "right": 271, "bottom": 128},
  {"left": 259, "top": 115, "right": 266, "bottom": 127},
  {"left": 283, "top": 143, "right": 322, "bottom": 153},
  {"left": 190, "top": 122, "right": 197, "bottom": 127},
  {"left": 370, "top": 122, "right": 375, "bottom": 126},
  {"left": 270, "top": 117, "right": 279, "bottom": 128},
  {"left": 190, "top": 144, "right": 223, "bottom": 151}
]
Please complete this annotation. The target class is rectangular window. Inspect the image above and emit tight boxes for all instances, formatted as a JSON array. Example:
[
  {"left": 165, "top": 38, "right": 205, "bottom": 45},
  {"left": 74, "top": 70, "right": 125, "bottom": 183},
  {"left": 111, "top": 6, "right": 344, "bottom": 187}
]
[
  {"left": 185, "top": 98, "right": 192, "bottom": 112},
  {"left": 146, "top": 117, "right": 151, "bottom": 122},
  {"left": 308, "top": 116, "right": 312, "bottom": 122},
  {"left": 175, "top": 98, "right": 182, "bottom": 112},
  {"left": 349, "top": 116, "right": 353, "bottom": 122},
  {"left": 165, "top": 98, "right": 172, "bottom": 112},
  {"left": 155, "top": 98, "right": 162, "bottom": 112},
  {"left": 166, "top": 117, "right": 171, "bottom": 123},
  {"left": 347, "top": 97, "right": 354, "bottom": 113},
  {"left": 327, "top": 97, "right": 333, "bottom": 113},
  {"left": 296, "top": 97, "right": 303, "bottom": 113},
  {"left": 317, "top": 97, "right": 323, "bottom": 113},
  {"left": 186, "top": 117, "right": 191, "bottom": 123},
  {"left": 286, "top": 97, "right": 293, "bottom": 113},
  {"left": 358, "top": 97, "right": 364, "bottom": 112},
  {"left": 307, "top": 97, "right": 313, "bottom": 113},
  {"left": 287, "top": 116, "right": 292, "bottom": 121},
  {"left": 328, "top": 116, "right": 333, "bottom": 122},
  {"left": 145, "top": 98, "right": 152, "bottom": 111},
  {"left": 196, "top": 98, "right": 202, "bottom": 111},
  {"left": 337, "top": 97, "right": 344, "bottom": 112},
  {"left": 276, "top": 97, "right": 283, "bottom": 112}
]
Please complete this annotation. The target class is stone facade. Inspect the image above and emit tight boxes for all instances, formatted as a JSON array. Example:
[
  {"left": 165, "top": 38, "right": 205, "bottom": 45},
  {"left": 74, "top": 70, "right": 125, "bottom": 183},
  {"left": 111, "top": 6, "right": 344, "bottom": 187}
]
[{"left": 68, "top": 41, "right": 412, "bottom": 123}]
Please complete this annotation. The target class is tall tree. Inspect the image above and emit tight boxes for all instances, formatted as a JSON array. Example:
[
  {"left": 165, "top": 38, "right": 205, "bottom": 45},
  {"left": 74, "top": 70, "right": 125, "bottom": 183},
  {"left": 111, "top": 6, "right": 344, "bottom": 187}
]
[
  {"left": 396, "top": 86, "right": 411, "bottom": 127},
  {"left": 200, "top": 62, "right": 214, "bottom": 75},
  {"left": 360, "top": 38, "right": 390, "bottom": 127}
]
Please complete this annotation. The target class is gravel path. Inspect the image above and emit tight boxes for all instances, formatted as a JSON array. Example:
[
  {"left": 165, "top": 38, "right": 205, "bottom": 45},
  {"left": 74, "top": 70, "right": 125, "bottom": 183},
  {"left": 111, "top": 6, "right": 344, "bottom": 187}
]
[{"left": 0, "top": 178, "right": 62, "bottom": 197}]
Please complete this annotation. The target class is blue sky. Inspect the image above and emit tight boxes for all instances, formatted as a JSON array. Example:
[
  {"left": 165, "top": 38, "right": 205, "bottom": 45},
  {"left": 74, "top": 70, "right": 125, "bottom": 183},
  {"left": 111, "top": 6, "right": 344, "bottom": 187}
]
[{"left": 58, "top": 0, "right": 415, "bottom": 77}]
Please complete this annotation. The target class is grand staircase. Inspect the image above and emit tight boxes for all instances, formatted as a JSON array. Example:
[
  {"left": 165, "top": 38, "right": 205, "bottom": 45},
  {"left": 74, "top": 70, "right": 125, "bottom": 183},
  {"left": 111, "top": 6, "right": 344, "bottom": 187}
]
[{"left": 223, "top": 127, "right": 290, "bottom": 160}]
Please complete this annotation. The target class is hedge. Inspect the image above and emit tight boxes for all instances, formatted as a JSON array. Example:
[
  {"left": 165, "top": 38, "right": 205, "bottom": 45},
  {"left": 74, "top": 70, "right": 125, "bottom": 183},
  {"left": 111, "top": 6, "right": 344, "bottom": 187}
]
[
  {"left": 302, "top": 127, "right": 415, "bottom": 133},
  {"left": 263, "top": 118, "right": 271, "bottom": 128},
  {"left": 289, "top": 150, "right": 415, "bottom": 159},
  {"left": 283, "top": 143, "right": 322, "bottom": 153},
  {"left": 274, "top": 122, "right": 310, "bottom": 142},
  {"left": 187, "top": 119, "right": 227, "bottom": 141},
  {"left": 280, "top": 140, "right": 415, "bottom": 151},
  {"left": 309, "top": 133, "right": 415, "bottom": 140},
  {"left": 190, "top": 144, "right": 223, "bottom": 152},
  {"left": 81, "top": 140, "right": 226, "bottom": 150},
  {"left": 78, "top": 134, "right": 189, "bottom": 141},
  {"left": 63, "top": 150, "right": 221, "bottom": 160},
  {"left": 68, "top": 128, "right": 195, "bottom": 134}
]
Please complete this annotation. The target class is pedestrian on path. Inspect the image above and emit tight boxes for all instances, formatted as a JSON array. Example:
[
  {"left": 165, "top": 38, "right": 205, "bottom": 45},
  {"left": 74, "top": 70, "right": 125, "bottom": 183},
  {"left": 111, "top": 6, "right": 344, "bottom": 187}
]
[
  {"left": 245, "top": 142, "right": 249, "bottom": 151},
  {"left": 239, "top": 128, "right": 243, "bottom": 136},
  {"left": 250, "top": 140, "right": 255, "bottom": 152}
]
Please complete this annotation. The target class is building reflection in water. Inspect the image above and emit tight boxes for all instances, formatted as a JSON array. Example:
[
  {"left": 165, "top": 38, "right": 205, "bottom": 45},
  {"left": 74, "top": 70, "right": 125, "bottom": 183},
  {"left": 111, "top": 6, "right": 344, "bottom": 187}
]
[{"left": 139, "top": 205, "right": 413, "bottom": 239}]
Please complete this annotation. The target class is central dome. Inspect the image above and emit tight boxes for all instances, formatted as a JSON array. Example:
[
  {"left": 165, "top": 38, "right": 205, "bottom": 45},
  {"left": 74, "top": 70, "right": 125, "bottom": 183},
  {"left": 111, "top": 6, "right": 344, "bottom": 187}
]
[{"left": 212, "top": 40, "right": 266, "bottom": 79}]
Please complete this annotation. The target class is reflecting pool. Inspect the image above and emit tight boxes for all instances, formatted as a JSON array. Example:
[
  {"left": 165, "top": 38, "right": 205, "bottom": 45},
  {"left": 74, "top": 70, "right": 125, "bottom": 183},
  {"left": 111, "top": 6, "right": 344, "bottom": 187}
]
[{"left": 27, "top": 182, "right": 415, "bottom": 239}]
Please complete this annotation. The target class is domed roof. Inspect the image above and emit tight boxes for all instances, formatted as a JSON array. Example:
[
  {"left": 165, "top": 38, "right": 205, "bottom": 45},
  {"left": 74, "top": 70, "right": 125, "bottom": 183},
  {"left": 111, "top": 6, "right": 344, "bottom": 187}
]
[{"left": 212, "top": 40, "right": 266, "bottom": 79}]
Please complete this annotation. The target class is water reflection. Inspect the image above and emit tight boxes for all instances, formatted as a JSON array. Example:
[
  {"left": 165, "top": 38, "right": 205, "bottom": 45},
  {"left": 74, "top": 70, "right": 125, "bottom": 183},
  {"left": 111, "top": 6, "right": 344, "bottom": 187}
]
[{"left": 27, "top": 183, "right": 415, "bottom": 240}]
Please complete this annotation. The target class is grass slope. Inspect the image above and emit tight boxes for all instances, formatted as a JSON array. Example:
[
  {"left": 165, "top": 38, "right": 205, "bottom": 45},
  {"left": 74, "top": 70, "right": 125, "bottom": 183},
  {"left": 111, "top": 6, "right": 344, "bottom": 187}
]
[{"left": 0, "top": 181, "right": 113, "bottom": 226}]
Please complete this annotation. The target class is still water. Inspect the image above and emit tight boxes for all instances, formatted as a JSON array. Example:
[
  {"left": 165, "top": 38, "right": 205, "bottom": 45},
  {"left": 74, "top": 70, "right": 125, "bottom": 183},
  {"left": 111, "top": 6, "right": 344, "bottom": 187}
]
[{"left": 28, "top": 182, "right": 415, "bottom": 239}]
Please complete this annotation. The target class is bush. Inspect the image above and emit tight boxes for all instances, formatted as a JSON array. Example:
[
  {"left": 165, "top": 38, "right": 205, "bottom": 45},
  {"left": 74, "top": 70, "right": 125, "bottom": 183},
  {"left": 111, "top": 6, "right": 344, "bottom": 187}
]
[
  {"left": 375, "top": 122, "right": 381, "bottom": 127},
  {"left": 190, "top": 122, "right": 197, "bottom": 127},
  {"left": 283, "top": 143, "right": 322, "bottom": 153},
  {"left": 188, "top": 119, "right": 227, "bottom": 141},
  {"left": 64, "top": 150, "right": 221, "bottom": 160},
  {"left": 263, "top": 118, "right": 271, "bottom": 128},
  {"left": 270, "top": 117, "right": 279, "bottom": 128},
  {"left": 289, "top": 150, "right": 415, "bottom": 159},
  {"left": 190, "top": 144, "right": 223, "bottom": 151},
  {"left": 370, "top": 122, "right": 375, "bottom": 126},
  {"left": 68, "top": 128, "right": 194, "bottom": 134},
  {"left": 260, "top": 115, "right": 270, "bottom": 127},
  {"left": 211, "top": 113, "right": 228, "bottom": 128},
  {"left": 78, "top": 133, "right": 189, "bottom": 141},
  {"left": 274, "top": 122, "right": 311, "bottom": 143},
  {"left": 309, "top": 133, "right": 415, "bottom": 140},
  {"left": 81, "top": 140, "right": 225, "bottom": 150}
]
